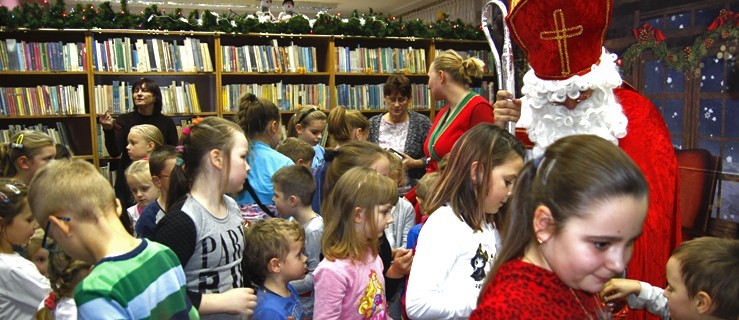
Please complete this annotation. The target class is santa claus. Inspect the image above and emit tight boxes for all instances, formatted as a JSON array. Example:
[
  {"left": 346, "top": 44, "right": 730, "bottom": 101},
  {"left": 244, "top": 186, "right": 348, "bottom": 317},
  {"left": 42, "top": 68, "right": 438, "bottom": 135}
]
[{"left": 494, "top": 0, "right": 681, "bottom": 318}]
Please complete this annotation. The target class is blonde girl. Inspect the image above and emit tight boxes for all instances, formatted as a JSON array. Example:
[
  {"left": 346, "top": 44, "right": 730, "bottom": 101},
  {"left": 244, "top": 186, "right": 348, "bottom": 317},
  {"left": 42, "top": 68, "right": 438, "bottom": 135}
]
[
  {"left": 406, "top": 124, "right": 525, "bottom": 319},
  {"left": 313, "top": 166, "right": 398, "bottom": 320},
  {"left": 327, "top": 106, "right": 369, "bottom": 147},
  {"left": 288, "top": 106, "right": 328, "bottom": 170},
  {"left": 124, "top": 160, "right": 160, "bottom": 235},
  {"left": 154, "top": 117, "right": 257, "bottom": 318},
  {"left": 0, "top": 130, "right": 56, "bottom": 185},
  {"left": 23, "top": 229, "right": 50, "bottom": 277},
  {"left": 35, "top": 253, "right": 92, "bottom": 320},
  {"left": 0, "top": 179, "right": 51, "bottom": 319},
  {"left": 126, "top": 124, "right": 163, "bottom": 161}
]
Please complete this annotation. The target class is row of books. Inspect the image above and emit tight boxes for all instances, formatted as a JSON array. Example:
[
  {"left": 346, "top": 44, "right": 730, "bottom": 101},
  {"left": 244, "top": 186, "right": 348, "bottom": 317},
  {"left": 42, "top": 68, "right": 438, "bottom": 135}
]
[
  {"left": 0, "top": 85, "right": 86, "bottom": 116},
  {"left": 335, "top": 47, "right": 427, "bottom": 74},
  {"left": 1, "top": 122, "right": 73, "bottom": 152},
  {"left": 222, "top": 83, "right": 330, "bottom": 112},
  {"left": 336, "top": 83, "right": 433, "bottom": 110},
  {"left": 436, "top": 49, "right": 496, "bottom": 74},
  {"left": 92, "top": 37, "right": 213, "bottom": 73},
  {"left": 221, "top": 41, "right": 318, "bottom": 73},
  {"left": 0, "top": 40, "right": 87, "bottom": 72},
  {"left": 94, "top": 81, "right": 202, "bottom": 115}
]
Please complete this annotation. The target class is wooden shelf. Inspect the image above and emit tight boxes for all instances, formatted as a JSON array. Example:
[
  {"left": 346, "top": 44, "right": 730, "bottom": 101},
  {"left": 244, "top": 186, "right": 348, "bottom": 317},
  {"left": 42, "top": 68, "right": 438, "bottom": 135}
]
[{"left": 1, "top": 29, "right": 489, "bottom": 167}]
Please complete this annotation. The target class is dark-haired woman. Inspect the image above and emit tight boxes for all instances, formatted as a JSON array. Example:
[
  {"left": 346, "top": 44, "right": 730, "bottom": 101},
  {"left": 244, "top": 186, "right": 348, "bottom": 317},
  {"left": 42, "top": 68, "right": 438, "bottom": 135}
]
[
  {"left": 369, "top": 74, "right": 432, "bottom": 189},
  {"left": 98, "top": 78, "right": 178, "bottom": 231}
]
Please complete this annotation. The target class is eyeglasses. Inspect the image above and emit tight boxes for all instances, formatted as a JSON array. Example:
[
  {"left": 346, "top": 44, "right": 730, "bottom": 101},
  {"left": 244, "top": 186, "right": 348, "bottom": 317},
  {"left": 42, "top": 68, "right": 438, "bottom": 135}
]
[
  {"left": 41, "top": 216, "right": 71, "bottom": 254},
  {"left": 386, "top": 97, "right": 409, "bottom": 104}
]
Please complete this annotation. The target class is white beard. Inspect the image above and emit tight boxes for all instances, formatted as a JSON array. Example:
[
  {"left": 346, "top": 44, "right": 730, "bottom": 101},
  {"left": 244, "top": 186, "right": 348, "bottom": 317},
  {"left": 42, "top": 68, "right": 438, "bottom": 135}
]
[{"left": 518, "top": 49, "right": 629, "bottom": 157}]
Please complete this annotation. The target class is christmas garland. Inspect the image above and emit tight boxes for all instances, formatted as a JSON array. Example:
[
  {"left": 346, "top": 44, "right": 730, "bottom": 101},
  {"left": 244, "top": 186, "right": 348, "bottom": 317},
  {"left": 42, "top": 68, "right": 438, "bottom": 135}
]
[
  {"left": 620, "top": 9, "right": 739, "bottom": 75},
  {"left": 0, "top": 0, "right": 486, "bottom": 40}
]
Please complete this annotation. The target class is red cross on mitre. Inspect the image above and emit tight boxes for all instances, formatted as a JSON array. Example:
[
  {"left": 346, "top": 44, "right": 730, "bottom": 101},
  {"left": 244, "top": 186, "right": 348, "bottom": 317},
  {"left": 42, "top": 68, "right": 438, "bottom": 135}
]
[{"left": 505, "top": 0, "right": 612, "bottom": 80}]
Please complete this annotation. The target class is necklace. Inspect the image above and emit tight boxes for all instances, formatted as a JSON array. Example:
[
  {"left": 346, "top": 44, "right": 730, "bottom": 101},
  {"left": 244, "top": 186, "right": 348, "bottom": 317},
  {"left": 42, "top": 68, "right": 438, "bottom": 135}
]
[{"left": 569, "top": 287, "right": 594, "bottom": 320}]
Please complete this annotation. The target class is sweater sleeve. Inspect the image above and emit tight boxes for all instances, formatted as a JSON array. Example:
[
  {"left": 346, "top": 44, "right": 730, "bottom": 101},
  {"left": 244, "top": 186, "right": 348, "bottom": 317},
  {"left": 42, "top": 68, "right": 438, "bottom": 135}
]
[
  {"left": 152, "top": 207, "right": 201, "bottom": 308},
  {"left": 627, "top": 281, "right": 670, "bottom": 320},
  {"left": 161, "top": 116, "right": 179, "bottom": 146},
  {"left": 468, "top": 102, "right": 495, "bottom": 128},
  {"left": 313, "top": 264, "right": 349, "bottom": 320},
  {"left": 5, "top": 264, "right": 50, "bottom": 312},
  {"left": 405, "top": 213, "right": 470, "bottom": 319}
]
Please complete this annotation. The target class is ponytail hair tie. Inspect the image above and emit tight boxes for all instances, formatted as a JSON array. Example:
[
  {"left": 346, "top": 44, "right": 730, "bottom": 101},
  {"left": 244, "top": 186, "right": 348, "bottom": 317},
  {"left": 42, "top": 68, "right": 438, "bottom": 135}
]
[
  {"left": 324, "top": 149, "right": 342, "bottom": 162},
  {"left": 44, "top": 292, "right": 58, "bottom": 310}
]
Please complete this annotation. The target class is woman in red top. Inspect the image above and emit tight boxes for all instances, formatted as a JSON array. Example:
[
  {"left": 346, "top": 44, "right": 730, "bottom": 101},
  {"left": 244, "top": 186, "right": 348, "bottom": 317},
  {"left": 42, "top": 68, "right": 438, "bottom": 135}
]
[
  {"left": 470, "top": 135, "right": 649, "bottom": 319},
  {"left": 423, "top": 50, "right": 502, "bottom": 172}
]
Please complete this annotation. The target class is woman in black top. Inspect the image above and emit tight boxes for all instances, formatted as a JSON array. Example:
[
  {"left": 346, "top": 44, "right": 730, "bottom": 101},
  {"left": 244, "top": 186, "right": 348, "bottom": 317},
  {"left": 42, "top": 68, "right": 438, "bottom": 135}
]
[{"left": 98, "top": 78, "right": 178, "bottom": 232}]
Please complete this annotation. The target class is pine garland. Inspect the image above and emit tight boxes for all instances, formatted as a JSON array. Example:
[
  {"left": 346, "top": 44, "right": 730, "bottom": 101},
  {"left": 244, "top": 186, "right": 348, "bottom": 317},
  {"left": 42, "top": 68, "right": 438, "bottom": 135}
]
[
  {"left": 0, "top": 0, "right": 486, "bottom": 40},
  {"left": 620, "top": 10, "right": 739, "bottom": 76}
]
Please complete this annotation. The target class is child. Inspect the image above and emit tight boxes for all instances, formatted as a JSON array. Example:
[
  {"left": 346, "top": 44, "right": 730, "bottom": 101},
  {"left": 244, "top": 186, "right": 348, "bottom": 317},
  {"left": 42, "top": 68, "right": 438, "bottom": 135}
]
[
  {"left": 601, "top": 237, "right": 739, "bottom": 320},
  {"left": 271, "top": 165, "right": 322, "bottom": 318},
  {"left": 0, "top": 179, "right": 51, "bottom": 319},
  {"left": 54, "top": 144, "right": 73, "bottom": 159},
  {"left": 385, "top": 153, "right": 415, "bottom": 250},
  {"left": 154, "top": 117, "right": 257, "bottom": 318},
  {"left": 135, "top": 145, "right": 177, "bottom": 239},
  {"left": 24, "top": 228, "right": 50, "bottom": 277},
  {"left": 0, "top": 130, "right": 56, "bottom": 185},
  {"left": 314, "top": 166, "right": 398, "bottom": 319},
  {"left": 327, "top": 106, "right": 369, "bottom": 148},
  {"left": 243, "top": 218, "right": 308, "bottom": 320},
  {"left": 126, "top": 124, "right": 164, "bottom": 161},
  {"left": 314, "top": 140, "right": 390, "bottom": 214},
  {"left": 406, "top": 124, "right": 524, "bottom": 319},
  {"left": 276, "top": 137, "right": 315, "bottom": 169},
  {"left": 233, "top": 93, "right": 294, "bottom": 222},
  {"left": 28, "top": 160, "right": 198, "bottom": 319},
  {"left": 124, "top": 159, "right": 160, "bottom": 235},
  {"left": 471, "top": 134, "right": 649, "bottom": 319},
  {"left": 287, "top": 106, "right": 328, "bottom": 171},
  {"left": 405, "top": 172, "right": 440, "bottom": 250},
  {"left": 35, "top": 252, "right": 92, "bottom": 320}
]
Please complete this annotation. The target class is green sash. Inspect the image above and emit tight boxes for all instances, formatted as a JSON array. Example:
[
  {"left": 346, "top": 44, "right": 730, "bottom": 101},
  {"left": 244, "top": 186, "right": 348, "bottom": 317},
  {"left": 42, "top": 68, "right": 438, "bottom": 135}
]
[{"left": 427, "top": 92, "right": 477, "bottom": 162}]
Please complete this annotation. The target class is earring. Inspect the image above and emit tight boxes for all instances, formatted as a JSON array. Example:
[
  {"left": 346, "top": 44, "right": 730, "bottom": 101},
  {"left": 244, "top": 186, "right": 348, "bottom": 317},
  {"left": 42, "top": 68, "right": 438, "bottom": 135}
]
[{"left": 537, "top": 238, "right": 543, "bottom": 244}]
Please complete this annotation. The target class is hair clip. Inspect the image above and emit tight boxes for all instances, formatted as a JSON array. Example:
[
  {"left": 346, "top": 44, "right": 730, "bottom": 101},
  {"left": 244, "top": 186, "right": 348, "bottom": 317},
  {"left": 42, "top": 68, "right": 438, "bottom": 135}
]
[
  {"left": 11, "top": 133, "right": 24, "bottom": 149},
  {"left": 0, "top": 191, "right": 8, "bottom": 203},
  {"left": 533, "top": 155, "right": 545, "bottom": 168},
  {"left": 182, "top": 127, "right": 191, "bottom": 136},
  {"left": 175, "top": 145, "right": 184, "bottom": 153},
  {"left": 5, "top": 184, "right": 21, "bottom": 195},
  {"left": 175, "top": 157, "right": 185, "bottom": 166},
  {"left": 191, "top": 117, "right": 204, "bottom": 126}
]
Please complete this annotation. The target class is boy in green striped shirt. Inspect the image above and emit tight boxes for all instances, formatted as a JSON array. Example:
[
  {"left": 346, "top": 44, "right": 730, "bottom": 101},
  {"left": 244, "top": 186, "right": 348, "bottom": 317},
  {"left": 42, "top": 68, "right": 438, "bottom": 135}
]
[{"left": 28, "top": 159, "right": 199, "bottom": 319}]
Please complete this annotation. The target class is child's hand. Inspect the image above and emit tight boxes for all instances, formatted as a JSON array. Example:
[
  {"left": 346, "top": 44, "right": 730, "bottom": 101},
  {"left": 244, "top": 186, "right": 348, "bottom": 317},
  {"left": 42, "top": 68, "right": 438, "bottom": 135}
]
[
  {"left": 387, "top": 248, "right": 413, "bottom": 278},
  {"left": 601, "top": 278, "right": 641, "bottom": 302},
  {"left": 222, "top": 287, "right": 258, "bottom": 315}
]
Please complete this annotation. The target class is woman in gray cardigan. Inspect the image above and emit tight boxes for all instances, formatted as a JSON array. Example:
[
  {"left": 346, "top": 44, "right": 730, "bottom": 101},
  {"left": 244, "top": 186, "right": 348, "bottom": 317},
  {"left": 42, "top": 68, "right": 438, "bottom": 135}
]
[{"left": 369, "top": 74, "right": 432, "bottom": 188}]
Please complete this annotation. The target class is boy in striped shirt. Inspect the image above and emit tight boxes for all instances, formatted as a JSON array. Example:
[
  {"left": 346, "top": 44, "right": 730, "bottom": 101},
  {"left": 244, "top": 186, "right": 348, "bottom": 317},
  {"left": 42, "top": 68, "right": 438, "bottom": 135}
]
[{"left": 28, "top": 159, "right": 198, "bottom": 319}]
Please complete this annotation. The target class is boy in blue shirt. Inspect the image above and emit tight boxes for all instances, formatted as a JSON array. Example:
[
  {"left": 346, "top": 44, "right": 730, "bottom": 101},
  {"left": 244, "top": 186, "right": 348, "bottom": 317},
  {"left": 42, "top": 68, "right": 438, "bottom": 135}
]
[{"left": 243, "top": 218, "right": 307, "bottom": 320}]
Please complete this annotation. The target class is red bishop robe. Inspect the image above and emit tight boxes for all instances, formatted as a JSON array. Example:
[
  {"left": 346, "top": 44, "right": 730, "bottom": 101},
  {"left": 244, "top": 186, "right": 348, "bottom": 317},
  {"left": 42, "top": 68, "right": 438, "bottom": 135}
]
[{"left": 516, "top": 86, "right": 681, "bottom": 320}]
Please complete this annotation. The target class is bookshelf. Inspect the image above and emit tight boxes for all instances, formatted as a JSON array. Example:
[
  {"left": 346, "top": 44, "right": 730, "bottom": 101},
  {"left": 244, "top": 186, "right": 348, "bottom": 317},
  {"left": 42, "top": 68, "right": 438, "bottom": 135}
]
[{"left": 0, "top": 29, "right": 494, "bottom": 168}]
